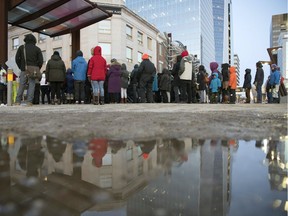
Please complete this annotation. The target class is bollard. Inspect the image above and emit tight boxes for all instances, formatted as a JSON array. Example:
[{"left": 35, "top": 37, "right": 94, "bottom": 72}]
[{"left": 7, "top": 68, "right": 13, "bottom": 106}]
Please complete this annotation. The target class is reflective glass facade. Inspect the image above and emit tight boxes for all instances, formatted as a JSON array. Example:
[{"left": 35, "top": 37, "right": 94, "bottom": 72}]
[{"left": 126, "top": 0, "right": 215, "bottom": 69}]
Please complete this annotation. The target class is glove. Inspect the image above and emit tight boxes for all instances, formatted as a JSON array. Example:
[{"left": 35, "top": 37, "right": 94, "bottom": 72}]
[
  {"left": 88, "top": 77, "right": 91, "bottom": 82},
  {"left": 272, "top": 85, "right": 275, "bottom": 88}
]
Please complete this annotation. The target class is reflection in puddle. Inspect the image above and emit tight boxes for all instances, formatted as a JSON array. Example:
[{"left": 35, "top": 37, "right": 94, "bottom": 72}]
[{"left": 0, "top": 135, "right": 287, "bottom": 216}]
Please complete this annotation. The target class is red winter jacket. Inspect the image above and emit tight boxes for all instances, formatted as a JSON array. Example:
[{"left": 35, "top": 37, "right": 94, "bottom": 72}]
[{"left": 87, "top": 46, "right": 107, "bottom": 81}]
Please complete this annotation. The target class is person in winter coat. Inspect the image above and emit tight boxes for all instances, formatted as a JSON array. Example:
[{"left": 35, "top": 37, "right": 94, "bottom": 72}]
[
  {"left": 171, "top": 55, "right": 182, "bottom": 103},
  {"left": 87, "top": 46, "right": 107, "bottom": 105},
  {"left": 107, "top": 58, "right": 121, "bottom": 103},
  {"left": 120, "top": 63, "right": 130, "bottom": 103},
  {"left": 221, "top": 63, "right": 230, "bottom": 103},
  {"left": 15, "top": 34, "right": 43, "bottom": 106},
  {"left": 196, "top": 65, "right": 207, "bottom": 103},
  {"left": 228, "top": 66, "right": 237, "bottom": 104},
  {"left": 72, "top": 50, "right": 87, "bottom": 104},
  {"left": 159, "top": 68, "right": 171, "bottom": 103},
  {"left": 209, "top": 62, "right": 222, "bottom": 102},
  {"left": 88, "top": 138, "right": 108, "bottom": 168},
  {"left": 209, "top": 72, "right": 221, "bottom": 103},
  {"left": 130, "top": 64, "right": 139, "bottom": 103},
  {"left": 46, "top": 51, "right": 66, "bottom": 105},
  {"left": 179, "top": 50, "right": 193, "bottom": 103},
  {"left": 253, "top": 61, "right": 264, "bottom": 103},
  {"left": 138, "top": 53, "right": 156, "bottom": 103},
  {"left": 39, "top": 71, "right": 51, "bottom": 104},
  {"left": 243, "top": 68, "right": 252, "bottom": 103},
  {"left": 0, "top": 65, "right": 7, "bottom": 105},
  {"left": 65, "top": 68, "right": 74, "bottom": 104},
  {"left": 269, "top": 64, "right": 281, "bottom": 103}
]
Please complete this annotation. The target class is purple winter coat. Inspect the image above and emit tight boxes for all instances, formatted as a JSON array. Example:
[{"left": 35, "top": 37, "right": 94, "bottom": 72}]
[{"left": 107, "top": 61, "right": 121, "bottom": 93}]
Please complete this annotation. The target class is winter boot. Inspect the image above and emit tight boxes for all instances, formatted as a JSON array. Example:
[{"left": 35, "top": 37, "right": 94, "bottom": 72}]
[
  {"left": 124, "top": 98, "right": 127, "bottom": 103},
  {"left": 100, "top": 96, "right": 104, "bottom": 105},
  {"left": 93, "top": 96, "right": 99, "bottom": 105},
  {"left": 121, "top": 98, "right": 124, "bottom": 103},
  {"left": 51, "top": 99, "right": 55, "bottom": 105}
]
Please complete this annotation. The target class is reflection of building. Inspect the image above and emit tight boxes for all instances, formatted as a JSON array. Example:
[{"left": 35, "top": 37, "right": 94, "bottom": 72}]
[
  {"left": 265, "top": 140, "right": 288, "bottom": 191},
  {"left": 6, "top": 135, "right": 234, "bottom": 215}
]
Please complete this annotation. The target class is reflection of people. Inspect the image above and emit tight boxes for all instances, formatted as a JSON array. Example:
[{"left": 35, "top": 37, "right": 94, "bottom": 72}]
[
  {"left": 15, "top": 34, "right": 43, "bottom": 106},
  {"left": 89, "top": 138, "right": 108, "bottom": 167},
  {"left": 47, "top": 136, "right": 67, "bottom": 162},
  {"left": 172, "top": 139, "right": 188, "bottom": 163},
  {"left": 138, "top": 140, "right": 156, "bottom": 159},
  {"left": 109, "top": 140, "right": 126, "bottom": 154},
  {"left": 17, "top": 136, "right": 44, "bottom": 177}
]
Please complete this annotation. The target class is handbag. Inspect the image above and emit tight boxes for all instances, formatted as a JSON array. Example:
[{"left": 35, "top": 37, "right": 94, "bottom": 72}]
[{"left": 23, "top": 45, "right": 42, "bottom": 79}]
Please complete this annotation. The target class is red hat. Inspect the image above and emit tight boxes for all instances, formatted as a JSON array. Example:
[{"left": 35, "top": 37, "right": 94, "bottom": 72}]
[
  {"left": 181, "top": 50, "right": 189, "bottom": 57},
  {"left": 142, "top": 53, "right": 149, "bottom": 60},
  {"left": 142, "top": 153, "right": 149, "bottom": 159}
]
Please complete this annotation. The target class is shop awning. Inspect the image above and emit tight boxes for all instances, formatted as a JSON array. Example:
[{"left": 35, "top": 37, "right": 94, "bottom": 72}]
[{"left": 8, "top": 0, "right": 112, "bottom": 37}]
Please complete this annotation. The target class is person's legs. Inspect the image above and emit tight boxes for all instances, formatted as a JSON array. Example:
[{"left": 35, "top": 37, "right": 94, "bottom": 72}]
[
  {"left": 26, "top": 78, "right": 35, "bottom": 103},
  {"left": 15, "top": 71, "right": 27, "bottom": 104}
]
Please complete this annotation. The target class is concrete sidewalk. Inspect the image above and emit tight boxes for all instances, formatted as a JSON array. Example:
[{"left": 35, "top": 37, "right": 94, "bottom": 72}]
[{"left": 0, "top": 103, "right": 287, "bottom": 140}]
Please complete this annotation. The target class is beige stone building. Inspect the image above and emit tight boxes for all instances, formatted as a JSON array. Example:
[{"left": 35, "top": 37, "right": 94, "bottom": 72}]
[{"left": 8, "top": 0, "right": 167, "bottom": 73}]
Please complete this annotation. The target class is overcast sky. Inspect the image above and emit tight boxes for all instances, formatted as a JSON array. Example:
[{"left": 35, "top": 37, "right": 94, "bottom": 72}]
[{"left": 232, "top": 0, "right": 287, "bottom": 84}]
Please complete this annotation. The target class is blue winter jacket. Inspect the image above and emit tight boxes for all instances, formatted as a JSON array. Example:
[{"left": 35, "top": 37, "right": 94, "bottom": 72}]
[
  {"left": 269, "top": 69, "right": 281, "bottom": 86},
  {"left": 209, "top": 72, "right": 221, "bottom": 93},
  {"left": 72, "top": 56, "right": 88, "bottom": 81}
]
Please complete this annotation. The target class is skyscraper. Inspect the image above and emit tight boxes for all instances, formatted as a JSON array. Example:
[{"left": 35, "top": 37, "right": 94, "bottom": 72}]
[
  {"left": 212, "top": 0, "right": 233, "bottom": 65},
  {"left": 126, "top": 0, "right": 231, "bottom": 68},
  {"left": 125, "top": 0, "right": 215, "bottom": 69}
]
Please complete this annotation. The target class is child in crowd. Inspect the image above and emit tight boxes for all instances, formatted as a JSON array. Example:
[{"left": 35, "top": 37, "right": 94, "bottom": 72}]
[
  {"left": 65, "top": 68, "right": 74, "bottom": 104},
  {"left": 159, "top": 68, "right": 171, "bottom": 103},
  {"left": 40, "top": 70, "right": 51, "bottom": 104},
  {"left": 209, "top": 73, "right": 221, "bottom": 103}
]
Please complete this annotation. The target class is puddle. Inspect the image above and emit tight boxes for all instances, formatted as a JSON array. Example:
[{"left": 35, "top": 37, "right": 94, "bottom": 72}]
[{"left": 0, "top": 134, "right": 287, "bottom": 216}]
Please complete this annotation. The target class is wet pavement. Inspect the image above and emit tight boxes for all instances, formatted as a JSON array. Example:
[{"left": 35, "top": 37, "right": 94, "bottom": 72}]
[{"left": 0, "top": 134, "right": 287, "bottom": 216}]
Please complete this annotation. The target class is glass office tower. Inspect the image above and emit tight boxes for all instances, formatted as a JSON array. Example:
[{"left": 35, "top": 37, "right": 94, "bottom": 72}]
[
  {"left": 126, "top": 0, "right": 215, "bottom": 69},
  {"left": 213, "top": 0, "right": 233, "bottom": 65}
]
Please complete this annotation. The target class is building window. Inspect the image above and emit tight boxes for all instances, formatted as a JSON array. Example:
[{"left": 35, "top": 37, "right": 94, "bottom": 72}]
[
  {"left": 99, "top": 20, "right": 111, "bottom": 34},
  {"left": 126, "top": 47, "right": 133, "bottom": 62},
  {"left": 39, "top": 33, "right": 47, "bottom": 43},
  {"left": 126, "top": 25, "right": 133, "bottom": 40},
  {"left": 53, "top": 48, "right": 62, "bottom": 57},
  {"left": 53, "top": 36, "right": 61, "bottom": 41},
  {"left": 42, "top": 51, "right": 47, "bottom": 64},
  {"left": 12, "top": 37, "right": 19, "bottom": 50},
  {"left": 98, "top": 42, "right": 111, "bottom": 59},
  {"left": 147, "top": 37, "right": 152, "bottom": 50},
  {"left": 137, "top": 51, "right": 143, "bottom": 64},
  {"left": 137, "top": 31, "right": 143, "bottom": 45}
]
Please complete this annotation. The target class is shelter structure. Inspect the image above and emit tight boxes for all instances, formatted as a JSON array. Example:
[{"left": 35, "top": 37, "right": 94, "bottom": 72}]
[{"left": 0, "top": 0, "right": 112, "bottom": 67}]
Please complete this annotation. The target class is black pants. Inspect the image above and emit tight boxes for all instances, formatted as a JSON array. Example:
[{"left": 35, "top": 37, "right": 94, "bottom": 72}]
[
  {"left": 50, "top": 82, "right": 62, "bottom": 101},
  {"left": 74, "top": 80, "right": 85, "bottom": 102},
  {"left": 33, "top": 83, "right": 40, "bottom": 104},
  {"left": 180, "top": 80, "right": 192, "bottom": 103},
  {"left": 0, "top": 83, "right": 7, "bottom": 104},
  {"left": 40, "top": 85, "right": 51, "bottom": 104}
]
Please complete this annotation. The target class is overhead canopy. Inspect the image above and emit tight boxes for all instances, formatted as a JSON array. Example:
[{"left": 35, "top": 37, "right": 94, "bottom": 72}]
[{"left": 8, "top": 0, "right": 112, "bottom": 37}]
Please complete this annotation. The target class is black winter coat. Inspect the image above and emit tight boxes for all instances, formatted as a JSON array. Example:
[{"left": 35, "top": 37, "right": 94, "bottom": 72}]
[
  {"left": 243, "top": 70, "right": 252, "bottom": 89},
  {"left": 46, "top": 54, "right": 66, "bottom": 82},
  {"left": 137, "top": 59, "right": 156, "bottom": 81},
  {"left": 15, "top": 34, "right": 43, "bottom": 71}
]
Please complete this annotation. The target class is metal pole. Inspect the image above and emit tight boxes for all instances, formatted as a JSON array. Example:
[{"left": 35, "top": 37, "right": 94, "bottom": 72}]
[{"left": 7, "top": 68, "right": 13, "bottom": 106}]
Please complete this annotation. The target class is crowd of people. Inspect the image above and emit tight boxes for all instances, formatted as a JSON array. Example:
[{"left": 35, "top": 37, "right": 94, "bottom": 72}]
[{"left": 0, "top": 34, "right": 286, "bottom": 106}]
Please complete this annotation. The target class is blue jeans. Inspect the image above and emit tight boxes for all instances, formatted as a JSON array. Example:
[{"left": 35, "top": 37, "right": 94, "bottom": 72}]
[
  {"left": 256, "top": 84, "right": 262, "bottom": 103},
  {"left": 16, "top": 71, "right": 35, "bottom": 103},
  {"left": 91, "top": 80, "right": 104, "bottom": 97}
]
